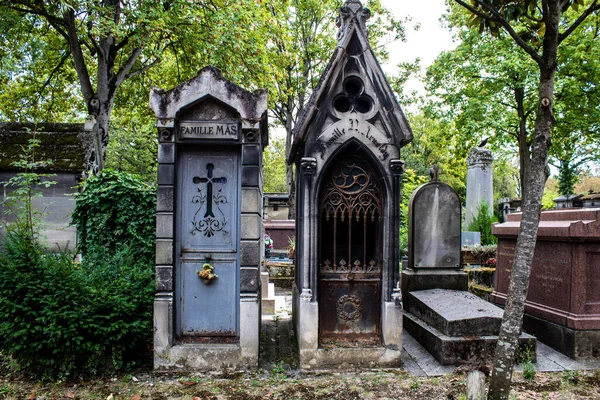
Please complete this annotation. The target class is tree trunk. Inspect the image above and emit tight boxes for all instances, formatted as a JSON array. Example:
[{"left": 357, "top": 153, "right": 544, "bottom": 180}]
[
  {"left": 514, "top": 86, "right": 530, "bottom": 198},
  {"left": 487, "top": 2, "right": 560, "bottom": 399}
]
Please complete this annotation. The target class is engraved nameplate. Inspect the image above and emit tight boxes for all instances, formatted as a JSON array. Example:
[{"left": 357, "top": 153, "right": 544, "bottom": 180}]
[{"left": 179, "top": 121, "right": 239, "bottom": 140}]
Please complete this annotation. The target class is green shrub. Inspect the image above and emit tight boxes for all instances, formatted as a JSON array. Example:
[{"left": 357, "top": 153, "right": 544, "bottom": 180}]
[
  {"left": 0, "top": 231, "right": 154, "bottom": 379},
  {"left": 0, "top": 168, "right": 156, "bottom": 379},
  {"left": 467, "top": 202, "right": 498, "bottom": 245}
]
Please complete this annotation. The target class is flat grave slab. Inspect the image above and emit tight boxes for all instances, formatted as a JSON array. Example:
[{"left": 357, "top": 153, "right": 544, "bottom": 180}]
[{"left": 407, "top": 288, "right": 503, "bottom": 336}]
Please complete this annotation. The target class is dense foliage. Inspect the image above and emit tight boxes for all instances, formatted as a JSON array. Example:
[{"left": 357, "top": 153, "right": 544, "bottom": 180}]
[
  {"left": 0, "top": 158, "right": 155, "bottom": 379},
  {"left": 0, "top": 232, "right": 153, "bottom": 379},
  {"left": 71, "top": 169, "right": 156, "bottom": 264}
]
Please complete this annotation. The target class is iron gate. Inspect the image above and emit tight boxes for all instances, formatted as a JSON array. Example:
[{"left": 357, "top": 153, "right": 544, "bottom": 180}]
[{"left": 318, "top": 155, "right": 383, "bottom": 347}]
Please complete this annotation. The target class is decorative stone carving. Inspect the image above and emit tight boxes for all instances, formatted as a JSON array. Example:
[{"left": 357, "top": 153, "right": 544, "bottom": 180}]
[
  {"left": 300, "top": 157, "right": 317, "bottom": 176},
  {"left": 390, "top": 159, "right": 405, "bottom": 175},
  {"left": 467, "top": 147, "right": 493, "bottom": 169}
]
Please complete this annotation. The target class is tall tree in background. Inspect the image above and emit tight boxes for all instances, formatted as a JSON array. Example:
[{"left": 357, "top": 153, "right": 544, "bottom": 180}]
[
  {"left": 426, "top": 7, "right": 600, "bottom": 197},
  {"left": 0, "top": 0, "right": 286, "bottom": 170},
  {"left": 452, "top": 1, "right": 600, "bottom": 398}
]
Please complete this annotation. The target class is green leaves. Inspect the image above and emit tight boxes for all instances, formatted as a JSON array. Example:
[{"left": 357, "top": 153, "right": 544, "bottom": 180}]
[{"left": 71, "top": 169, "right": 156, "bottom": 264}]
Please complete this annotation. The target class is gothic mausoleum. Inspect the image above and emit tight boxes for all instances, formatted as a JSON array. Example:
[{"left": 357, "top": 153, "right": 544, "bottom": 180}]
[{"left": 288, "top": 0, "right": 413, "bottom": 368}]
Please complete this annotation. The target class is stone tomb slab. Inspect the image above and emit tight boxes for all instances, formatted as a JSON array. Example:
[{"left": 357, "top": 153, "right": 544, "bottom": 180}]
[
  {"left": 403, "top": 311, "right": 536, "bottom": 365},
  {"left": 407, "top": 289, "right": 503, "bottom": 337}
]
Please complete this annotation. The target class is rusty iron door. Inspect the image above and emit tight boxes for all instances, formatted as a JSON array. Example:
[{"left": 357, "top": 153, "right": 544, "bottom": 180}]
[
  {"left": 318, "top": 156, "right": 383, "bottom": 347},
  {"left": 176, "top": 150, "right": 240, "bottom": 338}
]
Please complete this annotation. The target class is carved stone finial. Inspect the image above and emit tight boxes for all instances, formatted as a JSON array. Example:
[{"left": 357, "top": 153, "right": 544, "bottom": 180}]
[
  {"left": 336, "top": 0, "right": 371, "bottom": 41},
  {"left": 429, "top": 164, "right": 441, "bottom": 182}
]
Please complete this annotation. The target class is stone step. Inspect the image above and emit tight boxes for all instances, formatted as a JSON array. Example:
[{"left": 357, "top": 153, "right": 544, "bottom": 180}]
[
  {"left": 403, "top": 311, "right": 537, "bottom": 365},
  {"left": 406, "top": 288, "right": 503, "bottom": 336}
]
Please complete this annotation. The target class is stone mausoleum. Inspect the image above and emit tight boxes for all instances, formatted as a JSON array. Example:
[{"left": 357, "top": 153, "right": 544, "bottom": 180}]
[
  {"left": 288, "top": 0, "right": 412, "bottom": 368},
  {"left": 150, "top": 67, "right": 267, "bottom": 370}
]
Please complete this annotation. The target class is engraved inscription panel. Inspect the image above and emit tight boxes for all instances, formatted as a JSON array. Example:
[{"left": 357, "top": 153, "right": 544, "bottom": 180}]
[{"left": 179, "top": 121, "right": 239, "bottom": 140}]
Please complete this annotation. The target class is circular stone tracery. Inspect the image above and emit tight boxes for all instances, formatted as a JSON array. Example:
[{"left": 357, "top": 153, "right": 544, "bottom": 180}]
[{"left": 333, "top": 77, "right": 373, "bottom": 115}]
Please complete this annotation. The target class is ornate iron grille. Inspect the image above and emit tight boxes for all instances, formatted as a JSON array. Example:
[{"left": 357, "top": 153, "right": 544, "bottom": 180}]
[{"left": 319, "top": 157, "right": 383, "bottom": 272}]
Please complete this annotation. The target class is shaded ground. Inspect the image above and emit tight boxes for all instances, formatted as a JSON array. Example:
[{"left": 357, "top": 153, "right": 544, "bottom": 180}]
[
  {"left": 1, "top": 315, "right": 599, "bottom": 399},
  {"left": 1, "top": 368, "right": 599, "bottom": 400}
]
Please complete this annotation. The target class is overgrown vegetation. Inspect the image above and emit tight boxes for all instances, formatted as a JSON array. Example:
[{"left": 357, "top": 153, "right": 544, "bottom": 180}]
[
  {"left": 71, "top": 169, "right": 155, "bottom": 265},
  {"left": 467, "top": 202, "right": 498, "bottom": 245},
  {"left": 0, "top": 153, "right": 155, "bottom": 379}
]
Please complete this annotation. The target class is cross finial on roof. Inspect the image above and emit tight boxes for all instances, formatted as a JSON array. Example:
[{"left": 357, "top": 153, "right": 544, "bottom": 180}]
[{"left": 337, "top": 0, "right": 370, "bottom": 42}]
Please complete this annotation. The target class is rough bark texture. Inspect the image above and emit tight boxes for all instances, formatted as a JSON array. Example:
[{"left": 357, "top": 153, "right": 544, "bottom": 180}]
[{"left": 487, "top": 1, "right": 560, "bottom": 399}]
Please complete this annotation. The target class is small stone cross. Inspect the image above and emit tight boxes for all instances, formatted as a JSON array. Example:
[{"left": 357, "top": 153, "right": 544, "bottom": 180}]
[{"left": 193, "top": 163, "right": 227, "bottom": 218}]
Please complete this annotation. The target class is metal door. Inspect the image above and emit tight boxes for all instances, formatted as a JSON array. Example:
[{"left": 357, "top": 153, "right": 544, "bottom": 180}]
[
  {"left": 318, "top": 156, "right": 383, "bottom": 347},
  {"left": 176, "top": 150, "right": 240, "bottom": 337}
]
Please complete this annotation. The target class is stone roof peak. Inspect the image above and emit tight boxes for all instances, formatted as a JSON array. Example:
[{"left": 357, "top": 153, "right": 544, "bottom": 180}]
[{"left": 337, "top": 0, "right": 370, "bottom": 42}]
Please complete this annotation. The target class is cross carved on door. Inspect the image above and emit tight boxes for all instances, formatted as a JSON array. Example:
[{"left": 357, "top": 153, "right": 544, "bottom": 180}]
[{"left": 193, "top": 163, "right": 227, "bottom": 218}]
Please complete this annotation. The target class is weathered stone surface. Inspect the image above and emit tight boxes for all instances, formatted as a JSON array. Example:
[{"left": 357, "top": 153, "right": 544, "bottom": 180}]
[
  {"left": 240, "top": 267, "right": 259, "bottom": 292},
  {"left": 158, "top": 143, "right": 175, "bottom": 164},
  {"left": 465, "top": 147, "right": 493, "bottom": 229},
  {"left": 156, "top": 266, "right": 173, "bottom": 291},
  {"left": 401, "top": 269, "right": 468, "bottom": 302},
  {"left": 0, "top": 122, "right": 93, "bottom": 172},
  {"left": 241, "top": 165, "right": 260, "bottom": 187},
  {"left": 408, "top": 181, "right": 461, "bottom": 269},
  {"left": 157, "top": 164, "right": 175, "bottom": 185},
  {"left": 523, "top": 313, "right": 600, "bottom": 360},
  {"left": 241, "top": 214, "right": 261, "bottom": 240},
  {"left": 155, "top": 239, "right": 173, "bottom": 265},
  {"left": 241, "top": 240, "right": 261, "bottom": 265},
  {"left": 406, "top": 289, "right": 503, "bottom": 337},
  {"left": 242, "top": 144, "right": 260, "bottom": 166},
  {"left": 467, "top": 370, "right": 486, "bottom": 400},
  {"left": 241, "top": 188, "right": 260, "bottom": 214},
  {"left": 403, "top": 311, "right": 536, "bottom": 365},
  {"left": 157, "top": 186, "right": 174, "bottom": 212},
  {"left": 156, "top": 213, "right": 173, "bottom": 238}
]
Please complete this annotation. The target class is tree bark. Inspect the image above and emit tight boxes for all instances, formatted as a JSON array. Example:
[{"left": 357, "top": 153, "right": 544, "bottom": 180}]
[{"left": 487, "top": 1, "right": 560, "bottom": 399}]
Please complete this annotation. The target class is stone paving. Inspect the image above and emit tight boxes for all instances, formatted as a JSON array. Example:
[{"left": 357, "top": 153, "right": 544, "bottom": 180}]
[{"left": 261, "top": 294, "right": 600, "bottom": 375}]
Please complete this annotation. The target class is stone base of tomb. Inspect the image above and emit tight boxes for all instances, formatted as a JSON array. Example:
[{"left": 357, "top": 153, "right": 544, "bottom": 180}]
[
  {"left": 401, "top": 269, "right": 468, "bottom": 310},
  {"left": 293, "top": 284, "right": 403, "bottom": 369},
  {"left": 153, "top": 294, "right": 260, "bottom": 371},
  {"left": 521, "top": 312, "right": 600, "bottom": 360},
  {"left": 403, "top": 289, "right": 537, "bottom": 365}
]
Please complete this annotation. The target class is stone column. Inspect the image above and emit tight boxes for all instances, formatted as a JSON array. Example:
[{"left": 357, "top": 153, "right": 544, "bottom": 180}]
[
  {"left": 154, "top": 126, "right": 176, "bottom": 360},
  {"left": 465, "top": 147, "right": 494, "bottom": 229},
  {"left": 296, "top": 157, "right": 318, "bottom": 368}
]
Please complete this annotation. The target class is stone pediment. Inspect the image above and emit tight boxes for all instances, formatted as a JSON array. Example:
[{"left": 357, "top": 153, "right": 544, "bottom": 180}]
[
  {"left": 289, "top": 1, "right": 412, "bottom": 163},
  {"left": 149, "top": 66, "right": 268, "bottom": 132}
]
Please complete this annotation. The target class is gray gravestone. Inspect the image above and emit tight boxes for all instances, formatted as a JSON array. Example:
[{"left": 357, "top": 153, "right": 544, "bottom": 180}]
[
  {"left": 402, "top": 166, "right": 468, "bottom": 296},
  {"left": 464, "top": 147, "right": 493, "bottom": 229},
  {"left": 150, "top": 66, "right": 267, "bottom": 371},
  {"left": 409, "top": 182, "right": 461, "bottom": 269}
]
